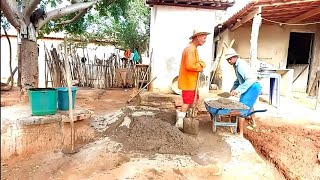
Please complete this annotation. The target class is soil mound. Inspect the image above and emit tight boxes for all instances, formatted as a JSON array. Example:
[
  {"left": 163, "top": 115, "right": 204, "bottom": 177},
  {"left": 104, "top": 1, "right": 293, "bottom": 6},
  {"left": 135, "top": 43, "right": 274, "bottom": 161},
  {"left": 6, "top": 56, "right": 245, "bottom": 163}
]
[
  {"left": 127, "top": 117, "right": 200, "bottom": 155},
  {"left": 207, "top": 98, "right": 248, "bottom": 109}
]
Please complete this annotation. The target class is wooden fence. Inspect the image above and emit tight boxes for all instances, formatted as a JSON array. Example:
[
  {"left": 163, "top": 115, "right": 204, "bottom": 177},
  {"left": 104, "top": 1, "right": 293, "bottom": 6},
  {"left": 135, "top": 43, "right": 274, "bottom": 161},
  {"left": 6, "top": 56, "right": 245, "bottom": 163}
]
[{"left": 44, "top": 43, "right": 137, "bottom": 89}]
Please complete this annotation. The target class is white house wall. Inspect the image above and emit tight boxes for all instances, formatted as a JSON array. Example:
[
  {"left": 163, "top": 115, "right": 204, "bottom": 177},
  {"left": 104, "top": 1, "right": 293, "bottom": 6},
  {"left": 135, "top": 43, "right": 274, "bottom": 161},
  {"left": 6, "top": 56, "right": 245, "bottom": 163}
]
[
  {"left": 1, "top": 36, "right": 19, "bottom": 83},
  {"left": 149, "top": 5, "right": 217, "bottom": 94}
]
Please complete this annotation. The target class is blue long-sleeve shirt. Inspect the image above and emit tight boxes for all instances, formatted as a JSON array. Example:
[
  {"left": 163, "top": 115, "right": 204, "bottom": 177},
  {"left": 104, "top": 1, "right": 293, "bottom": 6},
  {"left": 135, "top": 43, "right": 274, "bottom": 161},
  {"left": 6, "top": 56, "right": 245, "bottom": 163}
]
[{"left": 231, "top": 58, "right": 257, "bottom": 94}]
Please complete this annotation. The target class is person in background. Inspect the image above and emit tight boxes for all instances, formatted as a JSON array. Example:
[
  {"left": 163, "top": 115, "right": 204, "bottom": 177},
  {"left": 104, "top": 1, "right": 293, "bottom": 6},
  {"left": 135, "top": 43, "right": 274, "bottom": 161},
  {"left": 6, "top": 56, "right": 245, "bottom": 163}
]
[
  {"left": 175, "top": 28, "right": 210, "bottom": 129},
  {"left": 124, "top": 49, "right": 131, "bottom": 60},
  {"left": 225, "top": 48, "right": 261, "bottom": 137}
]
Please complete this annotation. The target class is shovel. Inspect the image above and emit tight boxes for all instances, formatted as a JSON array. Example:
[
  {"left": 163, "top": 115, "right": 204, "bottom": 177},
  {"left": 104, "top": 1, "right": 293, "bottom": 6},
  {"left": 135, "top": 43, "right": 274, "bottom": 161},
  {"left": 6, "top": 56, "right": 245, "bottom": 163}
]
[{"left": 183, "top": 72, "right": 201, "bottom": 135}]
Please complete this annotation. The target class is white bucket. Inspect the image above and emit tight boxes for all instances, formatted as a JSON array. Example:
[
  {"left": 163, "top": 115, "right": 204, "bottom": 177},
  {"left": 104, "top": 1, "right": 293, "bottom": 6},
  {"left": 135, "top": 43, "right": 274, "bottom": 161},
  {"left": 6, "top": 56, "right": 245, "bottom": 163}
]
[{"left": 171, "top": 76, "right": 182, "bottom": 95}]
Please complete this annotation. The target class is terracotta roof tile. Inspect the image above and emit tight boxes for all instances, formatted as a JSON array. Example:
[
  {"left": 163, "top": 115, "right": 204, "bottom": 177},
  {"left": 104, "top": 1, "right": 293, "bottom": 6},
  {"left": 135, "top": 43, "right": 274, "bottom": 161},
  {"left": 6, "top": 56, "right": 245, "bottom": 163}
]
[{"left": 146, "top": 0, "right": 235, "bottom": 10}]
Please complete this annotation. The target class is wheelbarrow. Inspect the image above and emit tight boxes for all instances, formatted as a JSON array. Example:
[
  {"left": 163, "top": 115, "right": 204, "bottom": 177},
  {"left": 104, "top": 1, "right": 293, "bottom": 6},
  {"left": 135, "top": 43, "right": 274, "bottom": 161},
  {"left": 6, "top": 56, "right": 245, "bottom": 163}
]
[{"left": 204, "top": 99, "right": 267, "bottom": 133}]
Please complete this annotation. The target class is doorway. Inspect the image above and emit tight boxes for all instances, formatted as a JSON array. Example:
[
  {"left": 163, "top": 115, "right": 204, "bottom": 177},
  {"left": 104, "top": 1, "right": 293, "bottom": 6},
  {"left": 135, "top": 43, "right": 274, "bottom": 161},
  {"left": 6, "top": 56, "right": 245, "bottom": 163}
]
[{"left": 286, "top": 32, "right": 314, "bottom": 93}]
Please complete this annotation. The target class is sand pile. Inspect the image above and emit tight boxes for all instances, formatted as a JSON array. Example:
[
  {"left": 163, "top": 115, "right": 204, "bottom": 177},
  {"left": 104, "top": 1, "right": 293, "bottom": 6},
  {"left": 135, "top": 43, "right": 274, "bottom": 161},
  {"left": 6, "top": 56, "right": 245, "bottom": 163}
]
[
  {"left": 207, "top": 98, "right": 248, "bottom": 109},
  {"left": 127, "top": 117, "right": 200, "bottom": 155}
]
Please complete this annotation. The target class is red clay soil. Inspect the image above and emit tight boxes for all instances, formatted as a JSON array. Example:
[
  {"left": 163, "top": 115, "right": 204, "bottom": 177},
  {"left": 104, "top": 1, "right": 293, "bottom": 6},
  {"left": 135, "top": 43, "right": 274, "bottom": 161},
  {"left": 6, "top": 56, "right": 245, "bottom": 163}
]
[
  {"left": 244, "top": 119, "right": 320, "bottom": 180},
  {"left": 1, "top": 87, "right": 22, "bottom": 107},
  {"left": 1, "top": 87, "right": 137, "bottom": 115},
  {"left": 75, "top": 87, "right": 138, "bottom": 115}
]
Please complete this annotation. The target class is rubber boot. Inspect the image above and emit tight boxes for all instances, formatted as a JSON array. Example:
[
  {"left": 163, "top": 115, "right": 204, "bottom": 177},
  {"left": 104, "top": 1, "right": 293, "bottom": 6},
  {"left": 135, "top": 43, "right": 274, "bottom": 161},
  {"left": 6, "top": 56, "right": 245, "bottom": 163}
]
[{"left": 175, "top": 110, "right": 186, "bottom": 129}]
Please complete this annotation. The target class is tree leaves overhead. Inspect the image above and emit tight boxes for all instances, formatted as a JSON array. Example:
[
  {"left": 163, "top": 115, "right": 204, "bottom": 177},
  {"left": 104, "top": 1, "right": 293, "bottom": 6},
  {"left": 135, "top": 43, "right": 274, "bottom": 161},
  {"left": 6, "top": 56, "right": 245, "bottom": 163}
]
[
  {"left": 39, "top": 12, "right": 89, "bottom": 37},
  {"left": 96, "top": 0, "right": 129, "bottom": 21},
  {"left": 1, "top": 0, "right": 150, "bottom": 53},
  {"left": 104, "top": 0, "right": 150, "bottom": 53},
  {"left": 67, "top": 0, "right": 151, "bottom": 53}
]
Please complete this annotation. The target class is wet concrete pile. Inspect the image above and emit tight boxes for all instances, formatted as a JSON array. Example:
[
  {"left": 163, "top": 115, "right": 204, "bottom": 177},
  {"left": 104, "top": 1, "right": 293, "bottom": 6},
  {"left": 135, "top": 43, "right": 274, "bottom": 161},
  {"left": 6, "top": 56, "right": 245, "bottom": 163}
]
[
  {"left": 98, "top": 107, "right": 201, "bottom": 155},
  {"left": 127, "top": 117, "right": 200, "bottom": 155},
  {"left": 207, "top": 98, "right": 248, "bottom": 109}
]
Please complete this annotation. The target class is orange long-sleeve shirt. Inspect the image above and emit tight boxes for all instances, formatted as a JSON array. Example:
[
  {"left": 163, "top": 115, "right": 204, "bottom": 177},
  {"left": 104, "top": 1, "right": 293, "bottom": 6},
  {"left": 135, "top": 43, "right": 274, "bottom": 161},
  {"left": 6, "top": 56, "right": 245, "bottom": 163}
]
[{"left": 178, "top": 43, "right": 204, "bottom": 90}]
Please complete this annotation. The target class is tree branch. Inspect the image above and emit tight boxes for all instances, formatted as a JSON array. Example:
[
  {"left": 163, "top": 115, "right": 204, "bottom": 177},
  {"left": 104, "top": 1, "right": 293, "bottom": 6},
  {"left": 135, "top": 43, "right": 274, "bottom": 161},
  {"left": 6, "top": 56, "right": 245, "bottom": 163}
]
[
  {"left": 58, "top": 8, "right": 88, "bottom": 25},
  {"left": 1, "top": 0, "right": 23, "bottom": 30},
  {"left": 106, "top": 0, "right": 116, "bottom": 6},
  {"left": 37, "top": 1, "right": 97, "bottom": 29},
  {"left": 23, "top": 0, "right": 42, "bottom": 18}
]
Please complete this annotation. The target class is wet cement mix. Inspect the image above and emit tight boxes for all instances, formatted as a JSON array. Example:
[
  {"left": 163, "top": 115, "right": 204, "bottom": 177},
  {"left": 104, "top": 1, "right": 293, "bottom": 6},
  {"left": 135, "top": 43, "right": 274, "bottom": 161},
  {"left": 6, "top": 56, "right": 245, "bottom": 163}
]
[
  {"left": 101, "top": 107, "right": 201, "bottom": 155},
  {"left": 207, "top": 98, "right": 248, "bottom": 109},
  {"left": 127, "top": 117, "right": 200, "bottom": 155}
]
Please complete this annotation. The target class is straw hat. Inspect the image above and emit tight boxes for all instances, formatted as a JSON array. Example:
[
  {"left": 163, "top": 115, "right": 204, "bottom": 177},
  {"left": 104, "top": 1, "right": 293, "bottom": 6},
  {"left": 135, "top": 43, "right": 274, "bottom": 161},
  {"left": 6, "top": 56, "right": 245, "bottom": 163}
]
[
  {"left": 225, "top": 48, "right": 240, "bottom": 60},
  {"left": 189, "top": 28, "right": 211, "bottom": 39}
]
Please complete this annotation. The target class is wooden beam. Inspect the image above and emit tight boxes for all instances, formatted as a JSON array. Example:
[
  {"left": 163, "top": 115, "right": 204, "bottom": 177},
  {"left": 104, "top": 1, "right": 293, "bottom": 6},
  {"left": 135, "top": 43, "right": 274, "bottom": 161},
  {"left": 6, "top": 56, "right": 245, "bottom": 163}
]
[
  {"left": 262, "top": 9, "right": 308, "bottom": 16},
  {"left": 258, "top": 0, "right": 318, "bottom": 7},
  {"left": 263, "top": 4, "right": 319, "bottom": 12},
  {"left": 145, "top": 2, "right": 230, "bottom": 10},
  {"left": 249, "top": 7, "right": 262, "bottom": 70},
  {"left": 231, "top": 6, "right": 262, "bottom": 31},
  {"left": 285, "top": 7, "right": 320, "bottom": 24}
]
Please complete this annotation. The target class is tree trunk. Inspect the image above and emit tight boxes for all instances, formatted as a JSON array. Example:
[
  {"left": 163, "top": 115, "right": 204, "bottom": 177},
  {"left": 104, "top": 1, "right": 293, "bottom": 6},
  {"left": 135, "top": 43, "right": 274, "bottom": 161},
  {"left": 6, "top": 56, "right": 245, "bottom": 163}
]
[{"left": 20, "top": 39, "right": 39, "bottom": 102}]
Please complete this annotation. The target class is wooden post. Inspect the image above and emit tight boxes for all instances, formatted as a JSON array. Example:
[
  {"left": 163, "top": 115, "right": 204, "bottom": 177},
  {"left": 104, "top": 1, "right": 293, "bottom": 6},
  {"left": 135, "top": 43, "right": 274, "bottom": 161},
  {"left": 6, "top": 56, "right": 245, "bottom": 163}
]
[
  {"left": 249, "top": 6, "right": 262, "bottom": 70},
  {"left": 316, "top": 81, "right": 320, "bottom": 110},
  {"left": 64, "top": 37, "right": 76, "bottom": 153}
]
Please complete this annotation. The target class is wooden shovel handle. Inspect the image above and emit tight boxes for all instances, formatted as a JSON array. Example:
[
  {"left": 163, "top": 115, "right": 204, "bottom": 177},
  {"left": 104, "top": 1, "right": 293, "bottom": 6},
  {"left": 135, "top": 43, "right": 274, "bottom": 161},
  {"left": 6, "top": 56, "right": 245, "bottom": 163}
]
[{"left": 191, "top": 72, "right": 201, "bottom": 117}]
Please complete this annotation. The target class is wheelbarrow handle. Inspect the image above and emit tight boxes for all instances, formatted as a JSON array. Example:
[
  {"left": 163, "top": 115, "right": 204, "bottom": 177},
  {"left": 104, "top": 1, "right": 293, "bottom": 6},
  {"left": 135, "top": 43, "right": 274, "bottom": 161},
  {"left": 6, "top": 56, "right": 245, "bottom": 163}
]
[{"left": 247, "top": 109, "right": 267, "bottom": 116}]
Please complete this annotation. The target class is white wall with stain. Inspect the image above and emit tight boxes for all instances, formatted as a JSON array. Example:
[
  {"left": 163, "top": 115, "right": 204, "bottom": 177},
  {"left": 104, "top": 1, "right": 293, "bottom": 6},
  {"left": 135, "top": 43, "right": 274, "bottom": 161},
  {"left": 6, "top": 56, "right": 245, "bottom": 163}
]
[{"left": 149, "top": 5, "right": 217, "bottom": 94}]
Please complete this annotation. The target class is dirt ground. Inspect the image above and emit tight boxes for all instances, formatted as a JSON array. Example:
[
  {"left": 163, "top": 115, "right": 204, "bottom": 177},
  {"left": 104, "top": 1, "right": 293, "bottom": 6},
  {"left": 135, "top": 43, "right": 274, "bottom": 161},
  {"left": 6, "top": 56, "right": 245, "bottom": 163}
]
[
  {"left": 1, "top": 87, "right": 320, "bottom": 179},
  {"left": 244, "top": 116, "right": 320, "bottom": 180}
]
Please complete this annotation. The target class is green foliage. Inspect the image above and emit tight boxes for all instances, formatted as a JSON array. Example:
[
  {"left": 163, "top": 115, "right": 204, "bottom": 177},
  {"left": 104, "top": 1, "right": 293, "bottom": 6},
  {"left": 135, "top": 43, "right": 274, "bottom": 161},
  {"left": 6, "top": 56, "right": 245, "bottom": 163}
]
[
  {"left": 38, "top": 0, "right": 132, "bottom": 41},
  {"left": 66, "top": 0, "right": 151, "bottom": 54},
  {"left": 2, "top": 0, "right": 150, "bottom": 53},
  {"left": 96, "top": 0, "right": 129, "bottom": 21},
  {"left": 103, "top": 0, "right": 151, "bottom": 54},
  {"left": 38, "top": 12, "right": 88, "bottom": 38}
]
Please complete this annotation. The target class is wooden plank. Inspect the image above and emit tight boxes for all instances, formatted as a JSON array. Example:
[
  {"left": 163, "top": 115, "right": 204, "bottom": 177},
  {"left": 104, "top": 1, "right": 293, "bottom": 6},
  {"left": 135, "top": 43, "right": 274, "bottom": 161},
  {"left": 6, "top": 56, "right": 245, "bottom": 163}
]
[
  {"left": 288, "top": 64, "right": 309, "bottom": 93},
  {"left": 231, "top": 6, "right": 262, "bottom": 31},
  {"left": 263, "top": 5, "right": 319, "bottom": 11},
  {"left": 263, "top": 10, "right": 310, "bottom": 16},
  {"left": 285, "top": 7, "right": 320, "bottom": 24},
  {"left": 145, "top": 2, "right": 230, "bottom": 10},
  {"left": 258, "top": 0, "right": 317, "bottom": 7},
  {"left": 249, "top": 7, "right": 262, "bottom": 70}
]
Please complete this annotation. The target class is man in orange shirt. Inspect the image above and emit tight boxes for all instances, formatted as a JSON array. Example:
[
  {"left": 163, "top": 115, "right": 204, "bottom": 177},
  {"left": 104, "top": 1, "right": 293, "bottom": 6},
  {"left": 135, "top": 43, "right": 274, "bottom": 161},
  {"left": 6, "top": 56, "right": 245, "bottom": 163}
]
[{"left": 175, "top": 28, "right": 210, "bottom": 129}]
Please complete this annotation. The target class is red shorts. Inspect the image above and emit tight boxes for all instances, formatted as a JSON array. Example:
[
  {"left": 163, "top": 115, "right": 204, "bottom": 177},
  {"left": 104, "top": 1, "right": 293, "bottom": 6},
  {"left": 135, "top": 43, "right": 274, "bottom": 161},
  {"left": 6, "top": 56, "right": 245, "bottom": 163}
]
[{"left": 182, "top": 90, "right": 199, "bottom": 105}]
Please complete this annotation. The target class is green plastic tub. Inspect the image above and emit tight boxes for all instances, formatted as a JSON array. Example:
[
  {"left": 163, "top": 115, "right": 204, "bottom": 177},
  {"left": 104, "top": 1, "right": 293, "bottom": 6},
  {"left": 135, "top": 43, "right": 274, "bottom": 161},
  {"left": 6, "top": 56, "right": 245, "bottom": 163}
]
[{"left": 28, "top": 88, "right": 57, "bottom": 116}]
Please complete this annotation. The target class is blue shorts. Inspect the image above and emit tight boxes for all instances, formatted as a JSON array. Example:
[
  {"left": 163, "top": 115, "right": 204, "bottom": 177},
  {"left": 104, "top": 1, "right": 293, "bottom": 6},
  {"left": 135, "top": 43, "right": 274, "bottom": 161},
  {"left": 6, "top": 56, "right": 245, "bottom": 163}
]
[{"left": 239, "top": 82, "right": 261, "bottom": 117}]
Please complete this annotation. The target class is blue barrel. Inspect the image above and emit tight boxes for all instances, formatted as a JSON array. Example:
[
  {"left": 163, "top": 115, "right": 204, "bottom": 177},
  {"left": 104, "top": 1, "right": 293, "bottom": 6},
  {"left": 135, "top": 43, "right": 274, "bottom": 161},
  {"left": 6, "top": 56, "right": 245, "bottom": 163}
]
[{"left": 56, "top": 87, "right": 77, "bottom": 110}]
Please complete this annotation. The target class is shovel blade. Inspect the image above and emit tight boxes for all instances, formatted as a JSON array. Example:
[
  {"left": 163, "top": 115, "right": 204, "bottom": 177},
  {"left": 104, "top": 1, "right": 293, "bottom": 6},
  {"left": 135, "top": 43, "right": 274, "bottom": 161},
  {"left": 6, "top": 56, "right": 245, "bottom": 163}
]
[{"left": 183, "top": 117, "right": 199, "bottom": 135}]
